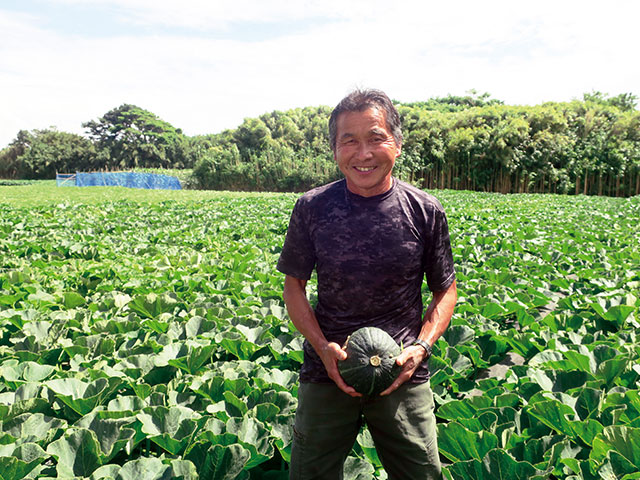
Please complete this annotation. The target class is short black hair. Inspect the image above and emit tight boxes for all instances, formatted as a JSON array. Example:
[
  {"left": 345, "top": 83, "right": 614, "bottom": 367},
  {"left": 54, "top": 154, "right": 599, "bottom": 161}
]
[{"left": 329, "top": 88, "right": 403, "bottom": 151}]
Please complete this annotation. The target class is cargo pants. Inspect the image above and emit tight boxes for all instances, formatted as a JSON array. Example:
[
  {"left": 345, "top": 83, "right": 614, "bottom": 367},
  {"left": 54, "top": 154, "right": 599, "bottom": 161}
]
[{"left": 289, "top": 381, "right": 441, "bottom": 479}]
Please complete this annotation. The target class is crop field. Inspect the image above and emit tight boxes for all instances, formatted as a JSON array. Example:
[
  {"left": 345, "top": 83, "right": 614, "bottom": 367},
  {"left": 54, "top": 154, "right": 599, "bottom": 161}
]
[{"left": 0, "top": 183, "right": 639, "bottom": 479}]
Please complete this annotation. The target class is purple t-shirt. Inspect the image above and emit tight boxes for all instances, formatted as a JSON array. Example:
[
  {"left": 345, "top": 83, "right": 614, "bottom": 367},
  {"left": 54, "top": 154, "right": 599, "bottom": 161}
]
[{"left": 277, "top": 178, "right": 455, "bottom": 384}]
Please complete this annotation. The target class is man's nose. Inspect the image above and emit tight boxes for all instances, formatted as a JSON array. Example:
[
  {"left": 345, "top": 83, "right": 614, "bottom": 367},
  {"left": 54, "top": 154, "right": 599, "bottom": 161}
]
[{"left": 355, "top": 142, "right": 373, "bottom": 160}]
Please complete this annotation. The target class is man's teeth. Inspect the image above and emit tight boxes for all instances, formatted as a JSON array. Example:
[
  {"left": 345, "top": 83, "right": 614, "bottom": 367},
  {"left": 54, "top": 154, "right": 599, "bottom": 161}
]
[{"left": 355, "top": 166, "right": 375, "bottom": 172}]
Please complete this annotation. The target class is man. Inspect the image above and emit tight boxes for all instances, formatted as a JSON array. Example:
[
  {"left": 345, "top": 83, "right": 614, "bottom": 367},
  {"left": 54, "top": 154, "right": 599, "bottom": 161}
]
[{"left": 277, "top": 88, "right": 457, "bottom": 479}]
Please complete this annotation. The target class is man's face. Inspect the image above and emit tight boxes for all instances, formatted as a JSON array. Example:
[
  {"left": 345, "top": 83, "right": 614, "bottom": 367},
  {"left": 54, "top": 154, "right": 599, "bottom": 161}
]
[{"left": 333, "top": 107, "right": 401, "bottom": 197}]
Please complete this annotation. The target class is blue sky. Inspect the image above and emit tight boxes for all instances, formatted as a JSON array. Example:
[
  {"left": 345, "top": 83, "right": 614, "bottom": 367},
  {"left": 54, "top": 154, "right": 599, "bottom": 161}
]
[{"left": 1, "top": 0, "right": 639, "bottom": 148}]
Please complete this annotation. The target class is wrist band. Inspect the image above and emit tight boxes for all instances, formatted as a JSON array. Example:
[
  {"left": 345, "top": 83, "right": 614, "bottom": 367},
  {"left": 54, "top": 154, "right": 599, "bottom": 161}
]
[{"left": 412, "top": 339, "right": 432, "bottom": 360}]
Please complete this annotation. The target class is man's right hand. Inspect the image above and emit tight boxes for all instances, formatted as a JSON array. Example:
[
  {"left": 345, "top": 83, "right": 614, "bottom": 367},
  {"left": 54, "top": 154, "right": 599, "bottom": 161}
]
[
  {"left": 283, "top": 275, "right": 361, "bottom": 397},
  {"left": 319, "top": 342, "right": 362, "bottom": 397}
]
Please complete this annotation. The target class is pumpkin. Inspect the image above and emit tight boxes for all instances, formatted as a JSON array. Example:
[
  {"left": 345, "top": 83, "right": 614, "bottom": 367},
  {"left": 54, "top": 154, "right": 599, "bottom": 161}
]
[{"left": 338, "top": 326, "right": 402, "bottom": 396}]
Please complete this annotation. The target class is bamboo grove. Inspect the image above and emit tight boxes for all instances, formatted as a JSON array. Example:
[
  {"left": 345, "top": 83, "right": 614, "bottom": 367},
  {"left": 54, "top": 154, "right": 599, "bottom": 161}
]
[
  {"left": 1, "top": 93, "right": 639, "bottom": 196},
  {"left": 395, "top": 96, "right": 640, "bottom": 196}
]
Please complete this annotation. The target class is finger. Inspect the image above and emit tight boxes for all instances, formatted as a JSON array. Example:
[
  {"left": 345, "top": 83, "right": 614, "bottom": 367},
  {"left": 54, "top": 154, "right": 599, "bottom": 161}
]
[
  {"left": 342, "top": 386, "right": 362, "bottom": 397},
  {"left": 395, "top": 346, "right": 421, "bottom": 367},
  {"left": 380, "top": 363, "right": 419, "bottom": 396},
  {"left": 324, "top": 342, "right": 348, "bottom": 361},
  {"left": 332, "top": 375, "right": 362, "bottom": 397},
  {"left": 326, "top": 363, "right": 362, "bottom": 397},
  {"left": 379, "top": 375, "right": 407, "bottom": 396}
]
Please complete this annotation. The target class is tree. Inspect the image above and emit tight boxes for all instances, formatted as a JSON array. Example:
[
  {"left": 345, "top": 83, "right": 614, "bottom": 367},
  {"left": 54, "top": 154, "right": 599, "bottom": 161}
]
[
  {"left": 0, "top": 129, "right": 96, "bottom": 179},
  {"left": 233, "top": 117, "right": 275, "bottom": 159},
  {"left": 400, "top": 90, "right": 504, "bottom": 112},
  {"left": 0, "top": 130, "right": 31, "bottom": 179},
  {"left": 583, "top": 91, "right": 638, "bottom": 112},
  {"left": 83, "top": 104, "right": 191, "bottom": 169}
]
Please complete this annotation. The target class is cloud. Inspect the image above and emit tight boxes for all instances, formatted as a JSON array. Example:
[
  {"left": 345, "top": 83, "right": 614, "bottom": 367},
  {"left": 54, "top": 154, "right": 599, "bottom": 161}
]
[{"left": 49, "top": 0, "right": 366, "bottom": 30}]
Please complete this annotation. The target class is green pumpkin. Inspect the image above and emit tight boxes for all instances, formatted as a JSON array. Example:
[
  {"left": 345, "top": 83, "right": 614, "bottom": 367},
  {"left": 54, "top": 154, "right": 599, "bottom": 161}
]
[{"left": 338, "top": 327, "right": 402, "bottom": 396}]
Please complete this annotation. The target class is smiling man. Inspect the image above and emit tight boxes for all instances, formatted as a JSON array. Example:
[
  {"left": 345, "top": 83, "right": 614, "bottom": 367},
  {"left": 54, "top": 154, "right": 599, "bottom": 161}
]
[
  {"left": 332, "top": 106, "right": 400, "bottom": 197},
  {"left": 277, "top": 88, "right": 457, "bottom": 479}
]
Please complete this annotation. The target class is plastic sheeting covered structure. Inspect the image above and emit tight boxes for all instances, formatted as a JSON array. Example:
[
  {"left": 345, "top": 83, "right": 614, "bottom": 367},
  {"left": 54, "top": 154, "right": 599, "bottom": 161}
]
[{"left": 56, "top": 172, "right": 181, "bottom": 190}]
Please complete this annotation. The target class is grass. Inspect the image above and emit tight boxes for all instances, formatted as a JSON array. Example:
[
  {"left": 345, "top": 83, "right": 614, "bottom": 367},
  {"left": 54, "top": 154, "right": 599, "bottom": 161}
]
[{"left": 0, "top": 180, "right": 293, "bottom": 207}]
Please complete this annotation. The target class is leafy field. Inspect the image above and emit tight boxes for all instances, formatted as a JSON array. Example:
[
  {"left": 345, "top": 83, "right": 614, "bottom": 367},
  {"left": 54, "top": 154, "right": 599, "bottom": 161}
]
[{"left": 0, "top": 184, "right": 639, "bottom": 479}]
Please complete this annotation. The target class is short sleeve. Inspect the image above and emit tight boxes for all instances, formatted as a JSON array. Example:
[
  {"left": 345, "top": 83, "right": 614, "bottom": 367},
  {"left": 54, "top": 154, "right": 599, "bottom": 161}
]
[
  {"left": 276, "top": 198, "right": 316, "bottom": 280},
  {"left": 423, "top": 208, "right": 456, "bottom": 292}
]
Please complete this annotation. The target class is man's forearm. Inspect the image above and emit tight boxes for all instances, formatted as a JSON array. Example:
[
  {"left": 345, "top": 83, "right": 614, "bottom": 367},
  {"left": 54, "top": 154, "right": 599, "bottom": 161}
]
[
  {"left": 379, "top": 279, "right": 457, "bottom": 395},
  {"left": 282, "top": 275, "right": 328, "bottom": 354},
  {"left": 283, "top": 275, "right": 358, "bottom": 395},
  {"left": 419, "top": 279, "right": 457, "bottom": 348}
]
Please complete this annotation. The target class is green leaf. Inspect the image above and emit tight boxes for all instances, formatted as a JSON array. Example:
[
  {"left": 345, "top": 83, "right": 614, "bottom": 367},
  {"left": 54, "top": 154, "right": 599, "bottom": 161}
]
[
  {"left": 27, "top": 290, "right": 56, "bottom": 306},
  {"left": 168, "top": 344, "right": 216, "bottom": 375},
  {"left": 343, "top": 456, "right": 375, "bottom": 480},
  {"left": 575, "top": 387, "right": 603, "bottom": 421},
  {"left": 526, "top": 400, "right": 576, "bottom": 437},
  {"left": 0, "top": 442, "right": 48, "bottom": 480},
  {"left": 46, "top": 427, "right": 103, "bottom": 478},
  {"left": 356, "top": 428, "right": 381, "bottom": 468},
  {"left": 0, "top": 384, "right": 51, "bottom": 422},
  {"left": 527, "top": 368, "right": 591, "bottom": 393},
  {"left": 482, "top": 302, "right": 508, "bottom": 319},
  {"left": 595, "top": 356, "right": 630, "bottom": 387},
  {"left": 185, "top": 442, "right": 251, "bottom": 480},
  {"left": 75, "top": 412, "right": 137, "bottom": 462},
  {"left": 1, "top": 413, "right": 67, "bottom": 446},
  {"left": 128, "top": 292, "right": 179, "bottom": 319},
  {"left": 564, "top": 350, "right": 595, "bottom": 373},
  {"left": 602, "top": 390, "right": 640, "bottom": 426},
  {"left": 63, "top": 291, "right": 86, "bottom": 308},
  {"left": 443, "top": 324, "right": 475, "bottom": 345},
  {"left": 437, "top": 422, "right": 498, "bottom": 462},
  {"left": 218, "top": 333, "right": 258, "bottom": 360},
  {"left": 226, "top": 416, "right": 273, "bottom": 469},
  {"left": 253, "top": 368, "right": 298, "bottom": 392},
  {"left": 446, "top": 449, "right": 544, "bottom": 480},
  {"left": 223, "top": 391, "right": 248, "bottom": 417},
  {"left": 106, "top": 395, "right": 145, "bottom": 413},
  {"left": 90, "top": 456, "right": 198, "bottom": 480},
  {"left": 136, "top": 406, "right": 201, "bottom": 455},
  {"left": 167, "top": 459, "right": 199, "bottom": 480},
  {"left": 436, "top": 396, "right": 492, "bottom": 421},
  {"left": 251, "top": 403, "right": 280, "bottom": 424},
  {"left": 591, "top": 426, "right": 640, "bottom": 471},
  {"left": 45, "top": 377, "right": 122, "bottom": 415},
  {"left": 0, "top": 360, "right": 55, "bottom": 386},
  {"left": 595, "top": 304, "right": 635, "bottom": 327},
  {"left": 569, "top": 418, "right": 605, "bottom": 447},
  {"left": 184, "top": 316, "right": 219, "bottom": 338}
]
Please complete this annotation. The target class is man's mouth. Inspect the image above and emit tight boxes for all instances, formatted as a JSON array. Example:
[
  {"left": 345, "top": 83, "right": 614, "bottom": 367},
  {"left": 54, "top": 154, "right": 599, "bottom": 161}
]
[{"left": 354, "top": 166, "right": 376, "bottom": 172}]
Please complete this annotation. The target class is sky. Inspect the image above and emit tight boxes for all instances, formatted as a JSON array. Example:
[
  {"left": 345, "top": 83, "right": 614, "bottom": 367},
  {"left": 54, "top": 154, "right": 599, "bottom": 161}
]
[{"left": 1, "top": 0, "right": 639, "bottom": 149}]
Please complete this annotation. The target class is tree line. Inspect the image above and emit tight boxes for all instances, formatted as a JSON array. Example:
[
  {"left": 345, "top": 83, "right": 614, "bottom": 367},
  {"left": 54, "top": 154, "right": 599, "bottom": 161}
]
[{"left": 1, "top": 92, "right": 638, "bottom": 196}]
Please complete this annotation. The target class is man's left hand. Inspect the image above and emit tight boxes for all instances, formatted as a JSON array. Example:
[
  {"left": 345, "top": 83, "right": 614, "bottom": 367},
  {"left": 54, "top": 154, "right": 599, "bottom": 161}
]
[{"left": 379, "top": 345, "right": 427, "bottom": 396}]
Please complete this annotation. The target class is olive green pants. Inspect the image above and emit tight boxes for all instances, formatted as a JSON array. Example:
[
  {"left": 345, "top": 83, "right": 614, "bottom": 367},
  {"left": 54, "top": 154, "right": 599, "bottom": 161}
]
[{"left": 289, "top": 382, "right": 441, "bottom": 480}]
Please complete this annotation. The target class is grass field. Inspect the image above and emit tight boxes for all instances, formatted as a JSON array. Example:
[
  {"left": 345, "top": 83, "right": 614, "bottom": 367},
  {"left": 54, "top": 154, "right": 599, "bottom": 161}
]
[
  {"left": 1, "top": 181, "right": 283, "bottom": 206},
  {"left": 1, "top": 182, "right": 639, "bottom": 479}
]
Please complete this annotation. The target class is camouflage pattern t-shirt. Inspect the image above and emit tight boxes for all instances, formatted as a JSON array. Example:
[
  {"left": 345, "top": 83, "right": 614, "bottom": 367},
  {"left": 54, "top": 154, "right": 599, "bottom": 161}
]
[{"left": 277, "top": 178, "right": 455, "bottom": 384}]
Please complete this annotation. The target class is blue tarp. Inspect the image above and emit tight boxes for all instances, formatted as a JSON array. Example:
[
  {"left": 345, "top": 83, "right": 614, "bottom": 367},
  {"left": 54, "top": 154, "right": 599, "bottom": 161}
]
[
  {"left": 56, "top": 172, "right": 181, "bottom": 190},
  {"left": 56, "top": 174, "right": 76, "bottom": 187}
]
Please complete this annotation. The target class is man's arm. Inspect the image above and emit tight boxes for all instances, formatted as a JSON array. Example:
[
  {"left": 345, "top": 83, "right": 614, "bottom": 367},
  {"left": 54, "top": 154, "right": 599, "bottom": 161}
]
[
  {"left": 282, "top": 275, "right": 361, "bottom": 397},
  {"left": 380, "top": 279, "right": 457, "bottom": 396}
]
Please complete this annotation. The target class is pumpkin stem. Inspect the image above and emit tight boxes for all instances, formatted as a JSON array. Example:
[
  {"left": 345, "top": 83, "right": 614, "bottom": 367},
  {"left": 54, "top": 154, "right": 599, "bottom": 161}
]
[{"left": 369, "top": 355, "right": 381, "bottom": 367}]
